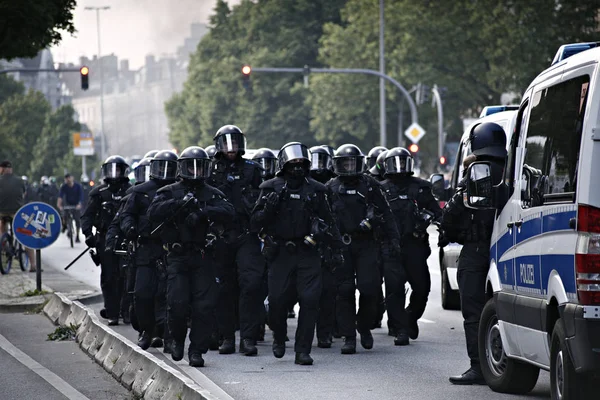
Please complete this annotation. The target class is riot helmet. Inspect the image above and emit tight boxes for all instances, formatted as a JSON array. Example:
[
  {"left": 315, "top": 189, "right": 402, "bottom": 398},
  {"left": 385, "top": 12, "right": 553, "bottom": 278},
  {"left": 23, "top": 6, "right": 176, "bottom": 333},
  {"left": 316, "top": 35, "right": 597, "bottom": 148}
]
[
  {"left": 205, "top": 145, "right": 217, "bottom": 159},
  {"left": 309, "top": 146, "right": 333, "bottom": 173},
  {"left": 150, "top": 150, "right": 178, "bottom": 181},
  {"left": 134, "top": 157, "right": 152, "bottom": 184},
  {"left": 367, "top": 146, "right": 387, "bottom": 169},
  {"left": 369, "top": 150, "right": 388, "bottom": 176},
  {"left": 213, "top": 125, "right": 246, "bottom": 156},
  {"left": 383, "top": 147, "right": 414, "bottom": 176},
  {"left": 469, "top": 122, "right": 507, "bottom": 159},
  {"left": 101, "top": 155, "right": 130, "bottom": 182},
  {"left": 143, "top": 150, "right": 160, "bottom": 159},
  {"left": 277, "top": 142, "right": 310, "bottom": 177},
  {"left": 178, "top": 146, "right": 212, "bottom": 181},
  {"left": 252, "top": 148, "right": 277, "bottom": 179},
  {"left": 333, "top": 144, "right": 366, "bottom": 176}
]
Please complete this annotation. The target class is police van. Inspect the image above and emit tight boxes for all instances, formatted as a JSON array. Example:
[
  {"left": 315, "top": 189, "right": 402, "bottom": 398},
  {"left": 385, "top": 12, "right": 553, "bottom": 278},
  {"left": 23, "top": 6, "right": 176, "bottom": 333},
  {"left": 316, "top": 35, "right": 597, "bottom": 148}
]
[
  {"left": 463, "top": 42, "right": 600, "bottom": 399},
  {"left": 432, "top": 109, "right": 517, "bottom": 310}
]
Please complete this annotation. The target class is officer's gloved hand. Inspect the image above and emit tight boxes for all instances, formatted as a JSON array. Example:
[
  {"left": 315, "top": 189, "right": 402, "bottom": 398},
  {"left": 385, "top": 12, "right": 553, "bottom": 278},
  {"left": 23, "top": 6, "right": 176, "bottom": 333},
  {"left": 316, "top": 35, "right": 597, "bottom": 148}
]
[
  {"left": 438, "top": 229, "right": 450, "bottom": 247},
  {"left": 182, "top": 193, "right": 198, "bottom": 210},
  {"left": 85, "top": 235, "right": 96, "bottom": 248},
  {"left": 263, "top": 192, "right": 279, "bottom": 214},
  {"left": 126, "top": 226, "right": 137, "bottom": 240},
  {"left": 391, "top": 238, "right": 401, "bottom": 255}
]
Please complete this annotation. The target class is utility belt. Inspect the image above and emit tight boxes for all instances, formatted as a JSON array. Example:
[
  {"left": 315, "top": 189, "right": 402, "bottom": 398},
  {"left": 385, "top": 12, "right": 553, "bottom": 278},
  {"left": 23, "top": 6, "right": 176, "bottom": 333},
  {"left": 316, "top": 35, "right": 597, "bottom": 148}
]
[
  {"left": 340, "top": 230, "right": 373, "bottom": 245},
  {"left": 163, "top": 242, "right": 205, "bottom": 254},
  {"left": 273, "top": 237, "right": 313, "bottom": 254}
]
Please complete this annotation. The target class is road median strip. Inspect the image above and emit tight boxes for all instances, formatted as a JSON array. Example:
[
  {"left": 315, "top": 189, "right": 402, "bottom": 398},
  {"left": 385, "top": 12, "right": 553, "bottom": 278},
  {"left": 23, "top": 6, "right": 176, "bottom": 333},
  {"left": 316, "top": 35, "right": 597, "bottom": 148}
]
[{"left": 43, "top": 292, "right": 227, "bottom": 400}]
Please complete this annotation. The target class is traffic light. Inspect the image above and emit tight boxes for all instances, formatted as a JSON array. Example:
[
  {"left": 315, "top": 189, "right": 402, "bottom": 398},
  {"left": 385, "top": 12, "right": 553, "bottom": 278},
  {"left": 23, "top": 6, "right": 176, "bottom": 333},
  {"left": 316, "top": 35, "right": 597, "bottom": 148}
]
[
  {"left": 409, "top": 144, "right": 419, "bottom": 154},
  {"left": 439, "top": 156, "right": 447, "bottom": 165},
  {"left": 80, "top": 66, "right": 89, "bottom": 90},
  {"left": 241, "top": 65, "right": 251, "bottom": 90}
]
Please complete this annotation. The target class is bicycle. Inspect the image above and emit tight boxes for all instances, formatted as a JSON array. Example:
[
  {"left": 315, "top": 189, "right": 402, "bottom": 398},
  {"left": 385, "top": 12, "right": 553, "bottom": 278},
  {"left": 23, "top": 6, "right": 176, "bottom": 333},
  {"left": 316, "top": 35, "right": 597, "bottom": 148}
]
[
  {"left": 62, "top": 206, "right": 78, "bottom": 248},
  {"left": 0, "top": 216, "right": 29, "bottom": 274}
]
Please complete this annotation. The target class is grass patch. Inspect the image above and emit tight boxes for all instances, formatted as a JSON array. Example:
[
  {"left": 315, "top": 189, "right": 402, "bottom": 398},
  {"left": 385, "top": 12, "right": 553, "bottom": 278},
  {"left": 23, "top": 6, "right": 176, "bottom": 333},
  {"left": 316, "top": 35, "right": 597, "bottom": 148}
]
[
  {"left": 25, "top": 298, "right": 50, "bottom": 314},
  {"left": 47, "top": 323, "right": 80, "bottom": 341},
  {"left": 21, "top": 289, "right": 51, "bottom": 297}
]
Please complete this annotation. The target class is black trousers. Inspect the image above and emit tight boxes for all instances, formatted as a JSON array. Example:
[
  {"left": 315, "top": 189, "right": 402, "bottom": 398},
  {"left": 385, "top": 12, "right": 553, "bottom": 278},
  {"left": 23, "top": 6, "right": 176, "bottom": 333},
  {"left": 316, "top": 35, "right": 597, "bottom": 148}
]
[
  {"left": 216, "top": 233, "right": 265, "bottom": 341},
  {"left": 125, "top": 262, "right": 140, "bottom": 332},
  {"left": 317, "top": 266, "right": 335, "bottom": 341},
  {"left": 135, "top": 263, "right": 168, "bottom": 339},
  {"left": 336, "top": 238, "right": 380, "bottom": 337},
  {"left": 98, "top": 237, "right": 121, "bottom": 320},
  {"left": 268, "top": 244, "right": 322, "bottom": 354},
  {"left": 403, "top": 237, "right": 432, "bottom": 323},
  {"left": 166, "top": 250, "right": 218, "bottom": 356},
  {"left": 457, "top": 243, "right": 489, "bottom": 369}
]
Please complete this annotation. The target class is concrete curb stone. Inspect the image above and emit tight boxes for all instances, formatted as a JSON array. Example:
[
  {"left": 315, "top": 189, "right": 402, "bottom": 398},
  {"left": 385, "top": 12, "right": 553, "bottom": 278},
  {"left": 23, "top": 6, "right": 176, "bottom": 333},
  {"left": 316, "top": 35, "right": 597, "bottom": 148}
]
[{"left": 43, "top": 292, "right": 226, "bottom": 400}]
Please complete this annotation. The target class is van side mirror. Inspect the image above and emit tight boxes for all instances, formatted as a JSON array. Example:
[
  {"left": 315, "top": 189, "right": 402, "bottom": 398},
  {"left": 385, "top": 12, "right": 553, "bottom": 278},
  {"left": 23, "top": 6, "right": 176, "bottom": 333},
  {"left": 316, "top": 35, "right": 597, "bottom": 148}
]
[
  {"left": 429, "top": 173, "right": 446, "bottom": 200},
  {"left": 465, "top": 162, "right": 495, "bottom": 209}
]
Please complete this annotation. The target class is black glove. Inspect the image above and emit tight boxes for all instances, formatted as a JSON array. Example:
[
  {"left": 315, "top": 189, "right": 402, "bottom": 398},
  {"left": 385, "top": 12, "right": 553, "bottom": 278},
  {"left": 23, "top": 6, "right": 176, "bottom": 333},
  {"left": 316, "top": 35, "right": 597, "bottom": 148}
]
[
  {"left": 437, "top": 229, "right": 450, "bottom": 247},
  {"left": 85, "top": 235, "right": 96, "bottom": 247},
  {"left": 181, "top": 193, "right": 198, "bottom": 210},
  {"left": 263, "top": 192, "right": 279, "bottom": 214},
  {"left": 125, "top": 226, "right": 137, "bottom": 240},
  {"left": 391, "top": 238, "right": 401, "bottom": 255}
]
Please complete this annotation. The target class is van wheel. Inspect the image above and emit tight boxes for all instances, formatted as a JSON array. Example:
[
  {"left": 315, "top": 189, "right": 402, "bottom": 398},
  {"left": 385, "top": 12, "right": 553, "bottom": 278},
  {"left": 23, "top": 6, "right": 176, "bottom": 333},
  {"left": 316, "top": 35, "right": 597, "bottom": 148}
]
[
  {"left": 441, "top": 268, "right": 460, "bottom": 310},
  {"left": 550, "top": 319, "right": 596, "bottom": 400},
  {"left": 479, "top": 298, "right": 540, "bottom": 394}
]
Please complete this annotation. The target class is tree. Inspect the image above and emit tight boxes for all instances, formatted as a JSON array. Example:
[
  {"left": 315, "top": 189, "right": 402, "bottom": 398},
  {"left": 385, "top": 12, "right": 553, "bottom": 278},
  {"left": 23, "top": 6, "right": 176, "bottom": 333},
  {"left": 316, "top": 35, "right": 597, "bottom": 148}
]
[
  {"left": 0, "top": 0, "right": 77, "bottom": 60},
  {"left": 0, "top": 90, "right": 50, "bottom": 174},
  {"left": 0, "top": 75, "right": 25, "bottom": 103}
]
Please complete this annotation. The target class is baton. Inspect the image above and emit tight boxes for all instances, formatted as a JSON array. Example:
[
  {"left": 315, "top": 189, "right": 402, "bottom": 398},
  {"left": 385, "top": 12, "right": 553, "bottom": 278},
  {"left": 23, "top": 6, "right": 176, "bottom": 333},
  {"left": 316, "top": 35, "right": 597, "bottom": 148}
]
[{"left": 64, "top": 247, "right": 91, "bottom": 270}]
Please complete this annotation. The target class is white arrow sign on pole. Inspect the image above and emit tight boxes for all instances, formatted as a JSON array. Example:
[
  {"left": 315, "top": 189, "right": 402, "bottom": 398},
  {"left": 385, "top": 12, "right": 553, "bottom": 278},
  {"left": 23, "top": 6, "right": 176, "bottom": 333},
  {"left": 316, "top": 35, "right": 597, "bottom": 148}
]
[{"left": 404, "top": 122, "right": 426, "bottom": 144}]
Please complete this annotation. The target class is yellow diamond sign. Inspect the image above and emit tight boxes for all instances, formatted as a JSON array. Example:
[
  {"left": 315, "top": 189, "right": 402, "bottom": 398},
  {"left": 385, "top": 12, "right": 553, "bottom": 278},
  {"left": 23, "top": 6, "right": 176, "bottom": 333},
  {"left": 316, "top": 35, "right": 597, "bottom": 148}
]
[{"left": 404, "top": 123, "right": 425, "bottom": 144}]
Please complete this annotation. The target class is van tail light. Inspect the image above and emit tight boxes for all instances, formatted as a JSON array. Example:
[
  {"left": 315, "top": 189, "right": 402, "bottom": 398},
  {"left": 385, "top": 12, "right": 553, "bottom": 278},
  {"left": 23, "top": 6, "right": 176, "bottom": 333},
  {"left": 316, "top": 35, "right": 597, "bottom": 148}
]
[{"left": 576, "top": 204, "right": 600, "bottom": 305}]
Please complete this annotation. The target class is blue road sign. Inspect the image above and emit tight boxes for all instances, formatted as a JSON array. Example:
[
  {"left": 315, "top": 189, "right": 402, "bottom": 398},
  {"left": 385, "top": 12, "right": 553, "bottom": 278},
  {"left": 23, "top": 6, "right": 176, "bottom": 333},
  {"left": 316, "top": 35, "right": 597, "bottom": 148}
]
[{"left": 12, "top": 202, "right": 62, "bottom": 250}]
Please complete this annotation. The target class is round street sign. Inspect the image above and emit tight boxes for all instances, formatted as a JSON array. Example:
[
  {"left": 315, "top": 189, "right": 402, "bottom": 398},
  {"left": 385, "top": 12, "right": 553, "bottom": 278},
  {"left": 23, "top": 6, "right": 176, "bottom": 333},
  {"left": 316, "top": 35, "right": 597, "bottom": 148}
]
[
  {"left": 404, "top": 122, "right": 426, "bottom": 144},
  {"left": 12, "top": 202, "right": 62, "bottom": 250}
]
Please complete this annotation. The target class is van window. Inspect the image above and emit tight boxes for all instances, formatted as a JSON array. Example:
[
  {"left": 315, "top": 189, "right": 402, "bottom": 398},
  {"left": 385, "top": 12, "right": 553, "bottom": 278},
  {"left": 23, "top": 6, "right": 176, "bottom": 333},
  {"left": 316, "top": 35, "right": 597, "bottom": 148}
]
[
  {"left": 522, "top": 75, "right": 589, "bottom": 205},
  {"left": 507, "top": 101, "right": 529, "bottom": 198}
]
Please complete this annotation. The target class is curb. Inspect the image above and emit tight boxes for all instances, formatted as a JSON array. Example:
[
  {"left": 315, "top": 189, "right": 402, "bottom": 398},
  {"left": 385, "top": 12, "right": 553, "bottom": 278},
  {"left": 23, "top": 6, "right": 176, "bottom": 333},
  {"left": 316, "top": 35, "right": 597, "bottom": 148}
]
[
  {"left": 0, "top": 291, "right": 103, "bottom": 314},
  {"left": 43, "top": 293, "right": 227, "bottom": 400}
]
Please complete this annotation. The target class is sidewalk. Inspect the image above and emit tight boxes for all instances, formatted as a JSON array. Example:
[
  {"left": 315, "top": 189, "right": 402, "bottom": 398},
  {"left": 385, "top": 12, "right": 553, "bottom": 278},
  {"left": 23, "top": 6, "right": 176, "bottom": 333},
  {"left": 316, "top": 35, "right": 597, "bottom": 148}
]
[{"left": 0, "top": 262, "right": 101, "bottom": 313}]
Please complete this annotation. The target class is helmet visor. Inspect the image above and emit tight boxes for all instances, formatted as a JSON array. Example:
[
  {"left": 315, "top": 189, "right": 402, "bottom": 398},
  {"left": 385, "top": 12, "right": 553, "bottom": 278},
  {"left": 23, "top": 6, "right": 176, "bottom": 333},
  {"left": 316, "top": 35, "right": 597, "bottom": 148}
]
[
  {"left": 310, "top": 152, "right": 332, "bottom": 171},
  {"left": 178, "top": 159, "right": 212, "bottom": 180},
  {"left": 384, "top": 156, "right": 413, "bottom": 175},
  {"left": 134, "top": 165, "right": 151, "bottom": 183},
  {"left": 367, "top": 156, "right": 378, "bottom": 169},
  {"left": 215, "top": 133, "right": 246, "bottom": 154},
  {"left": 333, "top": 156, "right": 365, "bottom": 176},
  {"left": 257, "top": 158, "right": 276, "bottom": 178},
  {"left": 150, "top": 160, "right": 178, "bottom": 180},
  {"left": 278, "top": 144, "right": 309, "bottom": 169},
  {"left": 102, "top": 163, "right": 128, "bottom": 179}
]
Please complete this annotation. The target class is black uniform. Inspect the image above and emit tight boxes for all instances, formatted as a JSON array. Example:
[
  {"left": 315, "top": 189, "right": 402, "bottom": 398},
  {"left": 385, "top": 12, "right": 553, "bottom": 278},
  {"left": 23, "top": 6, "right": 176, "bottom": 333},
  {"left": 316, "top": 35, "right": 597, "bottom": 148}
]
[
  {"left": 148, "top": 180, "right": 235, "bottom": 358},
  {"left": 381, "top": 176, "right": 441, "bottom": 338},
  {"left": 208, "top": 156, "right": 264, "bottom": 347},
  {"left": 252, "top": 176, "right": 343, "bottom": 356},
  {"left": 328, "top": 175, "right": 400, "bottom": 342},
  {"left": 121, "top": 180, "right": 171, "bottom": 344},
  {"left": 81, "top": 181, "right": 131, "bottom": 321}
]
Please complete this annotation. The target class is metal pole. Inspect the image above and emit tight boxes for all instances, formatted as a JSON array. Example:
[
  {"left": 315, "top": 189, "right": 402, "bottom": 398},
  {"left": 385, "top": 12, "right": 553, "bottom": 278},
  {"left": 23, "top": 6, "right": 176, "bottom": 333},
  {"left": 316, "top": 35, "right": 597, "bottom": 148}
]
[
  {"left": 82, "top": 155, "right": 87, "bottom": 179},
  {"left": 432, "top": 84, "right": 444, "bottom": 159},
  {"left": 36, "top": 250, "right": 42, "bottom": 292},
  {"left": 398, "top": 99, "right": 404, "bottom": 147},
  {"left": 96, "top": 9, "right": 106, "bottom": 162},
  {"left": 379, "top": 0, "right": 386, "bottom": 147}
]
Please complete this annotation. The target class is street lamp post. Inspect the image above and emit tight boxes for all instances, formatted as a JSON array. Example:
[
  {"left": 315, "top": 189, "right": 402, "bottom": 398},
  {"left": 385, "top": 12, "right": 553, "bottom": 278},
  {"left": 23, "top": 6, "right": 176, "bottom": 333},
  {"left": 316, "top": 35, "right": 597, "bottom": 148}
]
[
  {"left": 85, "top": 6, "right": 110, "bottom": 162},
  {"left": 379, "top": 0, "right": 386, "bottom": 147}
]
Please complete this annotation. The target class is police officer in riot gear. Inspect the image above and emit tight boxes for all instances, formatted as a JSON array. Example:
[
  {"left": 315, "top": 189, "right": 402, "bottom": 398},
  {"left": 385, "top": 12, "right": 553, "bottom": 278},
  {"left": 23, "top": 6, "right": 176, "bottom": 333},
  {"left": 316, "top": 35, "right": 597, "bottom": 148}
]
[
  {"left": 252, "top": 148, "right": 277, "bottom": 181},
  {"left": 327, "top": 144, "right": 400, "bottom": 354},
  {"left": 205, "top": 145, "right": 217, "bottom": 160},
  {"left": 208, "top": 125, "right": 264, "bottom": 356},
  {"left": 148, "top": 146, "right": 235, "bottom": 367},
  {"left": 443, "top": 122, "right": 507, "bottom": 385},
  {"left": 82, "top": 155, "right": 132, "bottom": 326},
  {"left": 367, "top": 150, "right": 388, "bottom": 182},
  {"left": 381, "top": 147, "right": 442, "bottom": 345},
  {"left": 133, "top": 157, "right": 152, "bottom": 184},
  {"left": 252, "top": 142, "right": 344, "bottom": 365},
  {"left": 309, "top": 146, "right": 335, "bottom": 184},
  {"left": 121, "top": 150, "right": 179, "bottom": 352},
  {"left": 366, "top": 146, "right": 387, "bottom": 170},
  {"left": 143, "top": 150, "right": 160, "bottom": 159}
]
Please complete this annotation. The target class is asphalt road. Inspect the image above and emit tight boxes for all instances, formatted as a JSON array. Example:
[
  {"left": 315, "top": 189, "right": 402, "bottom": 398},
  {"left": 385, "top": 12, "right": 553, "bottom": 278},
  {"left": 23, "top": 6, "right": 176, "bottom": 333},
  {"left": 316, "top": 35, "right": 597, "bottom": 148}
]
[{"left": 42, "top": 230, "right": 552, "bottom": 400}]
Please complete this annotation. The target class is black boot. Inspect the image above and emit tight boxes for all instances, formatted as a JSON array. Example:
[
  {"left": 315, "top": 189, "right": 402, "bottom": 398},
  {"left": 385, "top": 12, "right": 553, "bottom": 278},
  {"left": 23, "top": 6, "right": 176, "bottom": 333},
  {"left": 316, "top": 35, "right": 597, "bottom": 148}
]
[
  {"left": 394, "top": 332, "right": 410, "bottom": 346},
  {"left": 294, "top": 353, "right": 313, "bottom": 365},
  {"left": 218, "top": 338, "right": 235, "bottom": 355},
  {"left": 449, "top": 367, "right": 485, "bottom": 385},
  {"left": 171, "top": 341, "right": 184, "bottom": 362},
  {"left": 100, "top": 309, "right": 107, "bottom": 319},
  {"left": 408, "top": 311, "right": 419, "bottom": 340},
  {"left": 163, "top": 339, "right": 173, "bottom": 354},
  {"left": 138, "top": 332, "right": 152, "bottom": 350},
  {"left": 360, "top": 331, "right": 374, "bottom": 350},
  {"left": 341, "top": 337, "right": 356, "bottom": 354},
  {"left": 317, "top": 337, "right": 332, "bottom": 348},
  {"left": 208, "top": 333, "right": 220, "bottom": 351},
  {"left": 272, "top": 341, "right": 285, "bottom": 359},
  {"left": 189, "top": 353, "right": 205, "bottom": 368},
  {"left": 107, "top": 319, "right": 119, "bottom": 326},
  {"left": 150, "top": 337, "right": 163, "bottom": 348},
  {"left": 239, "top": 339, "right": 258, "bottom": 356}
]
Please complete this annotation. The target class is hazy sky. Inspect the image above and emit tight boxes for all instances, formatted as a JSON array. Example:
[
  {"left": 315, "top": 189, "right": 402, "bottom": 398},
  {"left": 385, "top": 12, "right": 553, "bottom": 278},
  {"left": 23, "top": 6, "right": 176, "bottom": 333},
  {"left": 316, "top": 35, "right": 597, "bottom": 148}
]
[{"left": 51, "top": 0, "right": 240, "bottom": 69}]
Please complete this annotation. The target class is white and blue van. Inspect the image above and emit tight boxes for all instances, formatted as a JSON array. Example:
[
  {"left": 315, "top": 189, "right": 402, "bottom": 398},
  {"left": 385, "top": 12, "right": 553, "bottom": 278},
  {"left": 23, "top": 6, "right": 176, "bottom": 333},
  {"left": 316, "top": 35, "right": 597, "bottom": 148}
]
[{"left": 463, "top": 42, "right": 600, "bottom": 399}]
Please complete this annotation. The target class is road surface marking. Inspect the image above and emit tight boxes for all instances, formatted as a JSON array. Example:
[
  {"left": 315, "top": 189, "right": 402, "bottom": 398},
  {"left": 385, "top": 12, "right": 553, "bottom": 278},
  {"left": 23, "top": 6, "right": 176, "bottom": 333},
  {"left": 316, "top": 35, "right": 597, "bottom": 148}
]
[{"left": 0, "top": 333, "right": 90, "bottom": 400}]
